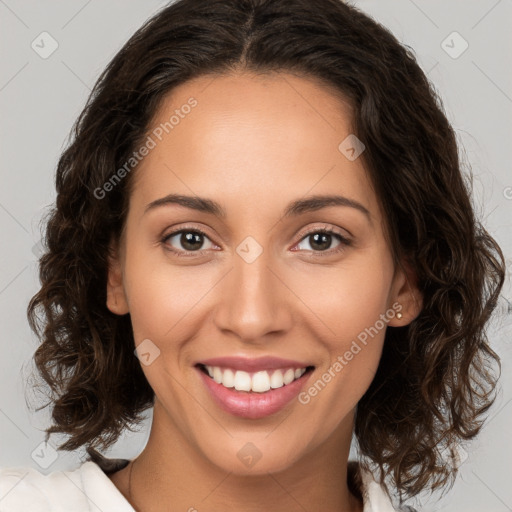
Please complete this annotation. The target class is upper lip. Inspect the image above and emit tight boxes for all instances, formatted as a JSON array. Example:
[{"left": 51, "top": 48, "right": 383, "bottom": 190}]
[{"left": 196, "top": 356, "right": 313, "bottom": 373}]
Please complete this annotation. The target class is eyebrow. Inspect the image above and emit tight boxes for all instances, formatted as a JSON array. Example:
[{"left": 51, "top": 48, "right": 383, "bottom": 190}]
[{"left": 144, "top": 193, "right": 372, "bottom": 224}]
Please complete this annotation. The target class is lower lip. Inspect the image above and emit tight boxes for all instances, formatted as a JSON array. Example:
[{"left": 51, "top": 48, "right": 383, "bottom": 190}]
[{"left": 197, "top": 367, "right": 313, "bottom": 419}]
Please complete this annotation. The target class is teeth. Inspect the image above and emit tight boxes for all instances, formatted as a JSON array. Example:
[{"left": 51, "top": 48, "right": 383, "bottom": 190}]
[
  {"left": 234, "top": 371, "right": 252, "bottom": 391},
  {"left": 204, "top": 365, "right": 307, "bottom": 393},
  {"left": 252, "top": 371, "right": 271, "bottom": 393},
  {"left": 222, "top": 368, "right": 235, "bottom": 388},
  {"left": 283, "top": 369, "right": 295, "bottom": 385},
  {"left": 270, "top": 370, "right": 284, "bottom": 389},
  {"left": 212, "top": 366, "right": 222, "bottom": 383}
]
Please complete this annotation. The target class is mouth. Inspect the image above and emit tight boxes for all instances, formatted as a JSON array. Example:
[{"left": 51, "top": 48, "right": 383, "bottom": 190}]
[
  {"left": 196, "top": 363, "right": 315, "bottom": 392},
  {"left": 195, "top": 362, "right": 315, "bottom": 419}
]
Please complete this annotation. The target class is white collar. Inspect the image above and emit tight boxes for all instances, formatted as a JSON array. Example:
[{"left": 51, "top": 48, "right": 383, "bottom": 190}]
[{"left": 357, "top": 466, "right": 402, "bottom": 511}]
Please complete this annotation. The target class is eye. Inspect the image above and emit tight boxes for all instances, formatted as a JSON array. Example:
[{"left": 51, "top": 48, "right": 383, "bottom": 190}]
[
  {"left": 161, "top": 225, "right": 352, "bottom": 258},
  {"left": 161, "top": 228, "right": 216, "bottom": 256},
  {"left": 293, "top": 227, "right": 351, "bottom": 256}
]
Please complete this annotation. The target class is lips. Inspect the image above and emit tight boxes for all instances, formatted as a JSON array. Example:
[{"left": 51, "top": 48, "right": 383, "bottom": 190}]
[{"left": 195, "top": 356, "right": 315, "bottom": 419}]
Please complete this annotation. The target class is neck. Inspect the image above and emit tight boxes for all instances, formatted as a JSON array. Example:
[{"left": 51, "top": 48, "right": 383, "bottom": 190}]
[{"left": 123, "top": 401, "right": 362, "bottom": 512}]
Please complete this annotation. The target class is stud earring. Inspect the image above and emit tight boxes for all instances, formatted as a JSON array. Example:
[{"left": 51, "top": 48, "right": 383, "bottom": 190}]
[{"left": 396, "top": 311, "right": 403, "bottom": 319}]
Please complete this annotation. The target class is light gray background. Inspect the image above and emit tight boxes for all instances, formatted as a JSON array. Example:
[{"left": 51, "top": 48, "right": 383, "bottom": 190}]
[{"left": 1, "top": 1, "right": 511, "bottom": 510}]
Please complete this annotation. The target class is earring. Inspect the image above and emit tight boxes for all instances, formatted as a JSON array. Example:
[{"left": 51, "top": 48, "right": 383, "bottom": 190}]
[{"left": 396, "top": 311, "right": 403, "bottom": 319}]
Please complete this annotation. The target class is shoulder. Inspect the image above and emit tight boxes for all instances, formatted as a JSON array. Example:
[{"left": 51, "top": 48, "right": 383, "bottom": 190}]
[
  {"left": 348, "top": 461, "right": 419, "bottom": 512},
  {"left": 0, "top": 459, "right": 134, "bottom": 512}
]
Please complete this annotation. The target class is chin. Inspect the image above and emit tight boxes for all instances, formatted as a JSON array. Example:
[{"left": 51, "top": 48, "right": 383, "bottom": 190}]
[{"left": 195, "top": 431, "right": 311, "bottom": 477}]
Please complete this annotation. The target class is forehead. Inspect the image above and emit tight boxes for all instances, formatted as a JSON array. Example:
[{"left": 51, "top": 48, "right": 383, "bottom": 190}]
[{"left": 130, "top": 71, "right": 381, "bottom": 226}]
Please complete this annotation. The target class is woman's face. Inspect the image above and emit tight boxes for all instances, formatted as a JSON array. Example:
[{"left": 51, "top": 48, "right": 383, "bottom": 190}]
[{"left": 107, "top": 71, "right": 420, "bottom": 475}]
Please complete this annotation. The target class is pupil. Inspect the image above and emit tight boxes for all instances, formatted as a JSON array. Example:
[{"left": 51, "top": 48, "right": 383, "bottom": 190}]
[
  {"left": 310, "top": 233, "right": 331, "bottom": 251},
  {"left": 181, "top": 232, "right": 203, "bottom": 251}
]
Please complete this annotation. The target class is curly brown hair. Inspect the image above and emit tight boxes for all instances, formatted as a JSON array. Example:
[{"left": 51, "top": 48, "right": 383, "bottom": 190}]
[{"left": 27, "top": 0, "right": 506, "bottom": 501}]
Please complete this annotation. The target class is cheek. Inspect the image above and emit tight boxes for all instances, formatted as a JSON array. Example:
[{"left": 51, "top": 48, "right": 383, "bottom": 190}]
[
  {"left": 123, "top": 245, "right": 218, "bottom": 342},
  {"left": 298, "top": 302, "right": 389, "bottom": 439},
  {"left": 289, "top": 251, "right": 393, "bottom": 343},
  {"left": 292, "top": 252, "right": 393, "bottom": 419}
]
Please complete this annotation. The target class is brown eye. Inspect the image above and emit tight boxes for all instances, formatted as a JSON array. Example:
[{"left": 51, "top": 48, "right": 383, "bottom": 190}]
[
  {"left": 295, "top": 229, "right": 350, "bottom": 254},
  {"left": 162, "top": 229, "right": 215, "bottom": 254},
  {"left": 306, "top": 232, "right": 337, "bottom": 251}
]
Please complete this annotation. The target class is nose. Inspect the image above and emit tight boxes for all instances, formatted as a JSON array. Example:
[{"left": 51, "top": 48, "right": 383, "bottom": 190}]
[{"left": 212, "top": 250, "right": 293, "bottom": 343}]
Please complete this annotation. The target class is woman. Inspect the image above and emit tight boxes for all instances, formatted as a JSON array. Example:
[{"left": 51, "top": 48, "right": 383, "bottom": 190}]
[{"left": 0, "top": 0, "right": 505, "bottom": 510}]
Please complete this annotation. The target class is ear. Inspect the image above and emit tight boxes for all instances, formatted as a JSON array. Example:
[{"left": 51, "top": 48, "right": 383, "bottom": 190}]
[
  {"left": 387, "top": 256, "right": 423, "bottom": 327},
  {"left": 106, "top": 240, "right": 130, "bottom": 315}
]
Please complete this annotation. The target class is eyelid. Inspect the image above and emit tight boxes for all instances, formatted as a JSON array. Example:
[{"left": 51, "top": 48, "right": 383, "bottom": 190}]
[
  {"left": 290, "top": 224, "right": 352, "bottom": 256},
  {"left": 294, "top": 223, "right": 351, "bottom": 244}
]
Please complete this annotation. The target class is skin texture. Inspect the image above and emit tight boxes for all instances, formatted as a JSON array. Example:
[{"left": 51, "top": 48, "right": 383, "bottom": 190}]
[{"left": 106, "top": 71, "right": 422, "bottom": 512}]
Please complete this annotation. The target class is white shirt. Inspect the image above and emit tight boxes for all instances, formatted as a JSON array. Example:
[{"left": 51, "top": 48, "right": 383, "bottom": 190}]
[{"left": 0, "top": 458, "right": 411, "bottom": 511}]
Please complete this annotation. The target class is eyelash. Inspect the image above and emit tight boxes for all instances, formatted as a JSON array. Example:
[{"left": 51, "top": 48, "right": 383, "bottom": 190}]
[{"left": 161, "top": 225, "right": 352, "bottom": 258}]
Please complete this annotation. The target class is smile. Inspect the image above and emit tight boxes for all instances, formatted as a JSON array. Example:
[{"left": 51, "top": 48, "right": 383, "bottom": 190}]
[
  {"left": 195, "top": 358, "right": 315, "bottom": 419},
  {"left": 200, "top": 364, "right": 309, "bottom": 393}
]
